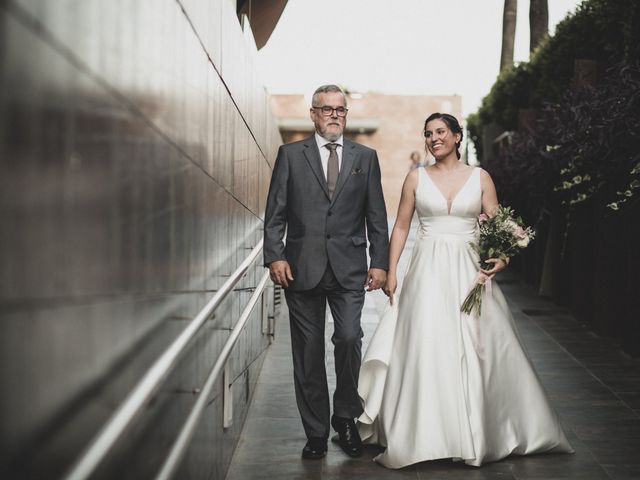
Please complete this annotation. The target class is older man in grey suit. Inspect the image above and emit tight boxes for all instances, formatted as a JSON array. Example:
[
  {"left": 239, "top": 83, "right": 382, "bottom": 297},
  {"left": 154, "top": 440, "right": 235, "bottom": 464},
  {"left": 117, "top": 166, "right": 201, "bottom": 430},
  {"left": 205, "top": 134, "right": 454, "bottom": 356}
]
[{"left": 264, "top": 84, "right": 389, "bottom": 459}]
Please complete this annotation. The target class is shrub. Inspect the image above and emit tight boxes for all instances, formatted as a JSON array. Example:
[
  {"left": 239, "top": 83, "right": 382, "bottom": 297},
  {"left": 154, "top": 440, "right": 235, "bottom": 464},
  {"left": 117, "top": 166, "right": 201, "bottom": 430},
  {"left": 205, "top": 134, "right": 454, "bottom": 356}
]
[
  {"left": 484, "top": 63, "right": 640, "bottom": 222},
  {"left": 470, "top": 0, "right": 640, "bottom": 156}
]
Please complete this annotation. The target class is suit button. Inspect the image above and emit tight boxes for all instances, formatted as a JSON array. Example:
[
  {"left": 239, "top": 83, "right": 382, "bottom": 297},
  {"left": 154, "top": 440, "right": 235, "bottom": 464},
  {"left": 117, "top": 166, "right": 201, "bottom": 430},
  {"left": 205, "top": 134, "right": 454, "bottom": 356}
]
[
  {"left": 326, "top": 234, "right": 331, "bottom": 239},
  {"left": 328, "top": 211, "right": 333, "bottom": 216}
]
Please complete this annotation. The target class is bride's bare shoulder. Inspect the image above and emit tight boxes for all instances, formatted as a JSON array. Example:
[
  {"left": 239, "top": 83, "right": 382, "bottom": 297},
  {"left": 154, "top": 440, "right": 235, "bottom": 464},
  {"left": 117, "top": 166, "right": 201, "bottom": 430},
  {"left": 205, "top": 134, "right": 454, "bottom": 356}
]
[
  {"left": 404, "top": 167, "right": 423, "bottom": 179},
  {"left": 407, "top": 167, "right": 421, "bottom": 179},
  {"left": 477, "top": 168, "right": 497, "bottom": 195},
  {"left": 477, "top": 167, "right": 494, "bottom": 182},
  {"left": 404, "top": 167, "right": 420, "bottom": 188}
]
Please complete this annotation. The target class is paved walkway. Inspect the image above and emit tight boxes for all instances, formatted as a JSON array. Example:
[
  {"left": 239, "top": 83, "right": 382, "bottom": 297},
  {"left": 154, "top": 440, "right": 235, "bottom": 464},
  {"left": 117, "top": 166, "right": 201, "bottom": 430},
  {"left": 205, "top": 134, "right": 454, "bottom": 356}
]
[{"left": 227, "top": 236, "right": 640, "bottom": 479}]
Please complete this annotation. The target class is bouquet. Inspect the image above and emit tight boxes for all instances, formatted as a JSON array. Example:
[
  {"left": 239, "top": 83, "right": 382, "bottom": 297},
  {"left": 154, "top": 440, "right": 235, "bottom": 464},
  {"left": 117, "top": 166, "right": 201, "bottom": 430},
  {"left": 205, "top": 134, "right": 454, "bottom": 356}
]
[{"left": 460, "top": 205, "right": 535, "bottom": 317}]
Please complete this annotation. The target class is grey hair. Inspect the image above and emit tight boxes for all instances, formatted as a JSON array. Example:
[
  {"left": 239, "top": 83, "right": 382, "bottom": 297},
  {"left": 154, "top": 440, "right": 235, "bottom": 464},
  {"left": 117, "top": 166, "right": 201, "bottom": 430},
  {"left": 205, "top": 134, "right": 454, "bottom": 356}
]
[{"left": 311, "top": 84, "right": 347, "bottom": 107}]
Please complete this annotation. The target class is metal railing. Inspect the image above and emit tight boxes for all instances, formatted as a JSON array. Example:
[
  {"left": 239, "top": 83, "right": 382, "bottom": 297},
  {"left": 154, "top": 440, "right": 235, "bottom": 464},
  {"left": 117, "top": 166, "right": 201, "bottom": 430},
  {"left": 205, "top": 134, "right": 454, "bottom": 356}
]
[
  {"left": 156, "top": 270, "right": 271, "bottom": 480},
  {"left": 63, "top": 240, "right": 266, "bottom": 480}
]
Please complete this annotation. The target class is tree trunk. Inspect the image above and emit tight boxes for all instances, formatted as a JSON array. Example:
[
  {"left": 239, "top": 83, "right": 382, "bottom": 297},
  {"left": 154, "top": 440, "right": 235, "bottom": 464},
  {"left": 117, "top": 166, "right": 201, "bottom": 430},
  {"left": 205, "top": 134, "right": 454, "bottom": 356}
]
[
  {"left": 500, "top": 0, "right": 518, "bottom": 72},
  {"left": 529, "top": 0, "right": 549, "bottom": 53}
]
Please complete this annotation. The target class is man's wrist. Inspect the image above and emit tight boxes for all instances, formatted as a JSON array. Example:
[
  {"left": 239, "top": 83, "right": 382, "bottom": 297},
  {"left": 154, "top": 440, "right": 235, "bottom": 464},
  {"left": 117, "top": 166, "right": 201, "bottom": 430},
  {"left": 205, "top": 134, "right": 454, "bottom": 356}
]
[{"left": 369, "top": 265, "right": 389, "bottom": 272}]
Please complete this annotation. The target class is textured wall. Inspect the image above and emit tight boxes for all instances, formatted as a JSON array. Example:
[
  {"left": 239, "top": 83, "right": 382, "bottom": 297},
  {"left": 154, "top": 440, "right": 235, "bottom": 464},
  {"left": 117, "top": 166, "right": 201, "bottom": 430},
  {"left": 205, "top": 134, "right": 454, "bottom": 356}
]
[{"left": 0, "top": 1, "right": 281, "bottom": 478}]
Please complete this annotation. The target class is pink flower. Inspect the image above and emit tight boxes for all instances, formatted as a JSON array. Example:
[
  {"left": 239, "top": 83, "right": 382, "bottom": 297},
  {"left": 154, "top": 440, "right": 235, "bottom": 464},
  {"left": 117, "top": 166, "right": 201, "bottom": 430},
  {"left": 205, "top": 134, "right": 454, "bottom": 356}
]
[
  {"left": 478, "top": 213, "right": 489, "bottom": 223},
  {"left": 515, "top": 225, "right": 526, "bottom": 238}
]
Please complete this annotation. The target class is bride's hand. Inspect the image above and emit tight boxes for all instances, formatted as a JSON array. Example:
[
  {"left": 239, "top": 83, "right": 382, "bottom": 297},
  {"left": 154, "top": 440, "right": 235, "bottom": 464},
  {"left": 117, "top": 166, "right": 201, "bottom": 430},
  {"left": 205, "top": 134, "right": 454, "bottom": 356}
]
[
  {"left": 383, "top": 273, "right": 398, "bottom": 304},
  {"left": 480, "top": 257, "right": 509, "bottom": 278}
]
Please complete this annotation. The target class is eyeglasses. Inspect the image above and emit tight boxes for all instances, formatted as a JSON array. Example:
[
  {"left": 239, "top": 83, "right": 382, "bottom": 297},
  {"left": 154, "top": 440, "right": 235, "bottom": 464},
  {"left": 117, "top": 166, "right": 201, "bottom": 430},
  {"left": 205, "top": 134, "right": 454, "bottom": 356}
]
[{"left": 312, "top": 106, "right": 348, "bottom": 117}]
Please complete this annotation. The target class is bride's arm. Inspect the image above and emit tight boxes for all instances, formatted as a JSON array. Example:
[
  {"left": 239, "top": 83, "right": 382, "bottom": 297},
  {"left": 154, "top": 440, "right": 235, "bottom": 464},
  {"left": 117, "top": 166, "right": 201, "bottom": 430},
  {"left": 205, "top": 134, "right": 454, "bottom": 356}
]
[
  {"left": 480, "top": 168, "right": 498, "bottom": 216},
  {"left": 479, "top": 168, "right": 508, "bottom": 274},
  {"left": 384, "top": 170, "right": 418, "bottom": 301}
]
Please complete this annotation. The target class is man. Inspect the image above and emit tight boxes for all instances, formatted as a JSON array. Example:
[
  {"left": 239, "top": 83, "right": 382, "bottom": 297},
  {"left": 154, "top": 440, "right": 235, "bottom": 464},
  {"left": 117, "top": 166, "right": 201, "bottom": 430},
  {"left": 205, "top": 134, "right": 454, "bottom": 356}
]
[{"left": 264, "top": 85, "right": 389, "bottom": 459}]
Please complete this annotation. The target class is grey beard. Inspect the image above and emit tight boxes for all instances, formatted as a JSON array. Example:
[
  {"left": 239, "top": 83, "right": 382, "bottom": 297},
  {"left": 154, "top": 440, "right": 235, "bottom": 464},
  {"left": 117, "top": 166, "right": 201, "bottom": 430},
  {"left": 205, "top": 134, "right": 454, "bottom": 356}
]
[
  {"left": 319, "top": 129, "right": 341, "bottom": 142},
  {"left": 323, "top": 132, "right": 341, "bottom": 142}
]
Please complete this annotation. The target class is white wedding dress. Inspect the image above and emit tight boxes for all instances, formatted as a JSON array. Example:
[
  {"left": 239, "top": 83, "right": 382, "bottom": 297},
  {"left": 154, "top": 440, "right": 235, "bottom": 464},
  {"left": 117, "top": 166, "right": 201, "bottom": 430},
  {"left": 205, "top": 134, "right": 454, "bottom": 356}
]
[{"left": 358, "top": 167, "right": 573, "bottom": 468}]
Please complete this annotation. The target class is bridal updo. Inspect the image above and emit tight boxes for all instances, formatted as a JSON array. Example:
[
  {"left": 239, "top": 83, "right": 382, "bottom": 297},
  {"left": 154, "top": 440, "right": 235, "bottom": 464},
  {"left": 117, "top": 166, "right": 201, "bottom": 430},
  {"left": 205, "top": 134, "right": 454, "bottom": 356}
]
[{"left": 423, "top": 113, "right": 464, "bottom": 159}]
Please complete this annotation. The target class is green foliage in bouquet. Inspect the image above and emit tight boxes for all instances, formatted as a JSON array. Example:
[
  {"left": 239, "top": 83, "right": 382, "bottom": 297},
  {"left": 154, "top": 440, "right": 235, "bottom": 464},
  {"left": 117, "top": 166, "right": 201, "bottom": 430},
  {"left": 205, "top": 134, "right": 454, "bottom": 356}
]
[
  {"left": 473, "top": 206, "right": 534, "bottom": 270},
  {"left": 461, "top": 205, "right": 535, "bottom": 317}
]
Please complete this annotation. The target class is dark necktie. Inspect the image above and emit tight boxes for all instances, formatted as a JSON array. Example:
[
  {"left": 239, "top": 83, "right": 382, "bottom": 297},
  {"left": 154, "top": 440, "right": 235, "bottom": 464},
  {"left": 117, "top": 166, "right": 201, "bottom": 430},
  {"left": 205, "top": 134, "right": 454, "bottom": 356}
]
[{"left": 325, "top": 143, "right": 339, "bottom": 199}]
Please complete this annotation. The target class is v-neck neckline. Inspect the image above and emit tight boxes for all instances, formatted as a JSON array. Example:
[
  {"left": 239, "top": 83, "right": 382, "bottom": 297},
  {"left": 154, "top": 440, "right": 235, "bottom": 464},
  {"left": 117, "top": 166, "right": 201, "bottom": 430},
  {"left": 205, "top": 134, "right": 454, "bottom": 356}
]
[{"left": 423, "top": 167, "right": 477, "bottom": 215}]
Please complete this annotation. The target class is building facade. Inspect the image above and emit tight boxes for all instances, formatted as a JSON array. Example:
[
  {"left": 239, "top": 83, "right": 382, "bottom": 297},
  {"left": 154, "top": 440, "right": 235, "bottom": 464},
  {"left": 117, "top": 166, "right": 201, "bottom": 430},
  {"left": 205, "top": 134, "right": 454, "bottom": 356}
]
[{"left": 270, "top": 92, "right": 463, "bottom": 214}]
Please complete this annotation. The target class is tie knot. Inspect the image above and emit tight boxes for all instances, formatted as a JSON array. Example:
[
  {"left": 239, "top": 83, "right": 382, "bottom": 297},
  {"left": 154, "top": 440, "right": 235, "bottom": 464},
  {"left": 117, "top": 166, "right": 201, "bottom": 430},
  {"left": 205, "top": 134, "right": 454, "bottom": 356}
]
[{"left": 325, "top": 143, "right": 338, "bottom": 152}]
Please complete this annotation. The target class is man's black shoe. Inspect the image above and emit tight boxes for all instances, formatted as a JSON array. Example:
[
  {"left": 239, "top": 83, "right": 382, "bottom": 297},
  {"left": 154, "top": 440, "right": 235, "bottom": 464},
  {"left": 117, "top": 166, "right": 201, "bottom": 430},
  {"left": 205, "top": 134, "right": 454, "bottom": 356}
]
[
  {"left": 331, "top": 415, "right": 363, "bottom": 457},
  {"left": 302, "top": 438, "right": 327, "bottom": 459}
]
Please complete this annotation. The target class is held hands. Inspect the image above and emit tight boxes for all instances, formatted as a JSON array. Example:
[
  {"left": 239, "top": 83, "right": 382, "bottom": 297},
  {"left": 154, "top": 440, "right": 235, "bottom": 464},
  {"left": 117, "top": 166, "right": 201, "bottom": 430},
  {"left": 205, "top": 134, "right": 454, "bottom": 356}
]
[
  {"left": 365, "top": 268, "right": 387, "bottom": 292},
  {"left": 383, "top": 272, "right": 398, "bottom": 305},
  {"left": 480, "top": 257, "right": 509, "bottom": 279},
  {"left": 269, "top": 263, "right": 388, "bottom": 290},
  {"left": 269, "top": 260, "right": 294, "bottom": 288}
]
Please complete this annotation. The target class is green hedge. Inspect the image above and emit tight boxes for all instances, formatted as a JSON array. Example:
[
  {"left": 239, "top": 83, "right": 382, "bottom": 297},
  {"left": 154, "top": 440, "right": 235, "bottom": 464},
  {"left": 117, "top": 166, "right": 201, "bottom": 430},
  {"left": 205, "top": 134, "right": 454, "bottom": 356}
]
[
  {"left": 468, "top": 0, "right": 640, "bottom": 357},
  {"left": 483, "top": 63, "right": 640, "bottom": 225},
  {"left": 468, "top": 0, "right": 640, "bottom": 158}
]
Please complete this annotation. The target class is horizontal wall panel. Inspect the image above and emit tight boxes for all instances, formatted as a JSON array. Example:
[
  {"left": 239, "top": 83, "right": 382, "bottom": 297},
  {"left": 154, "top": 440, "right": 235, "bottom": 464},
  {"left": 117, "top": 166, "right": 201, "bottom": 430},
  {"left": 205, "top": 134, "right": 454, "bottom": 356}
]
[{"left": 0, "top": 0, "right": 281, "bottom": 478}]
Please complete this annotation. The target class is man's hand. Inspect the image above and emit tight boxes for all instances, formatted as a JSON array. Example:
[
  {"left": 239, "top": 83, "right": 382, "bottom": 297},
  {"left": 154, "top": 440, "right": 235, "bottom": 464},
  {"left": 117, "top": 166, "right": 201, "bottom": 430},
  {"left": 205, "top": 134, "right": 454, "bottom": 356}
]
[
  {"left": 364, "top": 268, "right": 387, "bottom": 292},
  {"left": 269, "top": 260, "right": 294, "bottom": 288}
]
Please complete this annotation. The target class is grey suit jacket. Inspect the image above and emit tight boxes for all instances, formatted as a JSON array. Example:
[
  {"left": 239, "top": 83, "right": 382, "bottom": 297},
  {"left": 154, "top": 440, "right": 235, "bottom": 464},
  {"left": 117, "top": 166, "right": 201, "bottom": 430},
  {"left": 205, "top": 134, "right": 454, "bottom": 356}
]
[{"left": 264, "top": 135, "right": 389, "bottom": 291}]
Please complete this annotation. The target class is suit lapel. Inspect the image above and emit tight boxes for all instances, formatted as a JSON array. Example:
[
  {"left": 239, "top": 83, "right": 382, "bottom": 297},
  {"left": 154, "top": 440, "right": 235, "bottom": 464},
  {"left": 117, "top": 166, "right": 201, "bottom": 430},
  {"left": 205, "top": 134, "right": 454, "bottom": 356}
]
[
  {"left": 331, "top": 139, "right": 356, "bottom": 205},
  {"left": 303, "top": 136, "right": 330, "bottom": 200}
]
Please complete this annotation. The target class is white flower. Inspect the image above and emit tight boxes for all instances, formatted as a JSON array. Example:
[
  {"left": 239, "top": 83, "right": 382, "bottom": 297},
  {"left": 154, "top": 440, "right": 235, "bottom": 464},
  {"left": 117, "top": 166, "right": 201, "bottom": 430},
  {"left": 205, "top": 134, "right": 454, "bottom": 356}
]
[
  {"left": 505, "top": 219, "right": 519, "bottom": 234},
  {"left": 516, "top": 236, "right": 530, "bottom": 248}
]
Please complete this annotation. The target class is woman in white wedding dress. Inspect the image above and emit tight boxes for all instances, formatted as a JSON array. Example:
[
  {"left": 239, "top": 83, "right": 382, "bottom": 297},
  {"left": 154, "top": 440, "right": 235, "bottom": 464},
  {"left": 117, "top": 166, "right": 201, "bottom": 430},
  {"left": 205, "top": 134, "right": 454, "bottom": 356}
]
[{"left": 357, "top": 113, "right": 573, "bottom": 469}]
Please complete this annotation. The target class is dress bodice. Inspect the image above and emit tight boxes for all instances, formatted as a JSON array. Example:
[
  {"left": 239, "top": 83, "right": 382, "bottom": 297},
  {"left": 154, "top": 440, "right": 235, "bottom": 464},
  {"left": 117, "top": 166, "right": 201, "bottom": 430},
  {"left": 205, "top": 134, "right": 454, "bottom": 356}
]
[{"left": 415, "top": 167, "right": 481, "bottom": 240}]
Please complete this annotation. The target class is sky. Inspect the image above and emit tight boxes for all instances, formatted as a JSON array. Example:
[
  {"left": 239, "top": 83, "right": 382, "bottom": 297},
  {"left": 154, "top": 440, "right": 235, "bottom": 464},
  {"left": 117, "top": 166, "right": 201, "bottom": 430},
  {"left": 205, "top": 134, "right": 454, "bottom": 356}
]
[{"left": 256, "top": 0, "right": 583, "bottom": 118}]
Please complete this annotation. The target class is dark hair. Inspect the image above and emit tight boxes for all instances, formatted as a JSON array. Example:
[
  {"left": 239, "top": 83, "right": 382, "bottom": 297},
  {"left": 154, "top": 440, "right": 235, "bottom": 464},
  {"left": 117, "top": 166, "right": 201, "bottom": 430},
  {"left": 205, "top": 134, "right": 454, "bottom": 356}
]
[{"left": 423, "top": 112, "right": 464, "bottom": 159}]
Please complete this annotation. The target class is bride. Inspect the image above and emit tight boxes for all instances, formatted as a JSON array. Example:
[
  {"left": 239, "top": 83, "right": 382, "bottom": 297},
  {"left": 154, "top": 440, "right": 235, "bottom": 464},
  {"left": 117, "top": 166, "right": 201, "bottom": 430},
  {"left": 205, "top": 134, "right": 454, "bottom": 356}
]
[{"left": 357, "top": 113, "right": 573, "bottom": 468}]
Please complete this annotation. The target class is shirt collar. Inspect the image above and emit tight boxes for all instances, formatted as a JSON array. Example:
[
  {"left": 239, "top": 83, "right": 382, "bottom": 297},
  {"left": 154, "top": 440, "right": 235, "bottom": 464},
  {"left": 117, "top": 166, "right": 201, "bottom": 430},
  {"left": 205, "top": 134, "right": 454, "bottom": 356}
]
[{"left": 315, "top": 132, "right": 343, "bottom": 149}]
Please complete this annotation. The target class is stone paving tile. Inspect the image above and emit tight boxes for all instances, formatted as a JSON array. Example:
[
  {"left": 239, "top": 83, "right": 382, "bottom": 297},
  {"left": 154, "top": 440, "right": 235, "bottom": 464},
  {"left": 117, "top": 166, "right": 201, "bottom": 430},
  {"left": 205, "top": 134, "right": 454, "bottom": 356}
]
[
  {"left": 227, "top": 234, "right": 640, "bottom": 479},
  {"left": 601, "top": 463, "right": 640, "bottom": 480},
  {"left": 415, "top": 458, "right": 516, "bottom": 479}
]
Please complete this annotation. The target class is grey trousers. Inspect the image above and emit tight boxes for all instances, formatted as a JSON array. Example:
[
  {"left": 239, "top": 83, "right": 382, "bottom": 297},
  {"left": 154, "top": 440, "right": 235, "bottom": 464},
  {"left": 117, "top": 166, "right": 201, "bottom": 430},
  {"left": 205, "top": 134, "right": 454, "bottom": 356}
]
[{"left": 285, "top": 263, "right": 365, "bottom": 440}]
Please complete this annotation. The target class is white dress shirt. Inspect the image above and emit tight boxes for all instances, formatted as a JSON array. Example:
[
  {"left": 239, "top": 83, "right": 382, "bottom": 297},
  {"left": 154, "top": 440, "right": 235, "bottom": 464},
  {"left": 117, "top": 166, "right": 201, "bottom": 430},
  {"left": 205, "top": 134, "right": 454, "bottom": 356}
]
[{"left": 315, "top": 133, "right": 343, "bottom": 180}]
